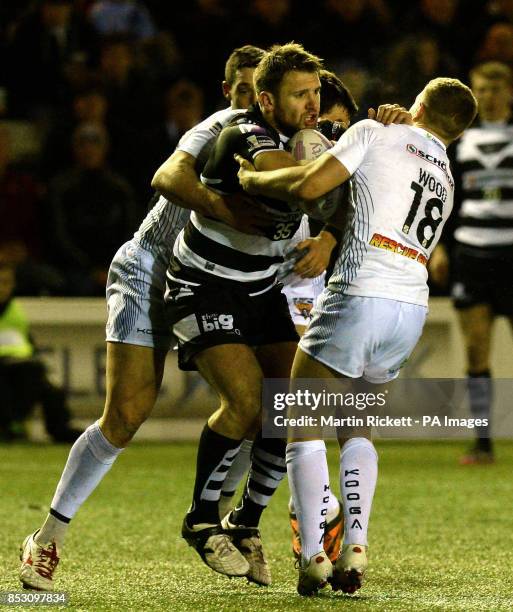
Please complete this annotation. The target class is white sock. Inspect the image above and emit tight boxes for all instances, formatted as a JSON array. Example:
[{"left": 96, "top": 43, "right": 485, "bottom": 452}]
[
  {"left": 340, "top": 437, "right": 378, "bottom": 546},
  {"left": 287, "top": 440, "right": 331, "bottom": 563},
  {"left": 289, "top": 490, "right": 340, "bottom": 522},
  {"left": 39, "top": 421, "right": 123, "bottom": 544},
  {"left": 35, "top": 514, "right": 68, "bottom": 548}
]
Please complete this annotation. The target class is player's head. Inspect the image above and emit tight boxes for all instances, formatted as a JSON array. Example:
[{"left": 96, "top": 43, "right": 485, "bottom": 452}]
[
  {"left": 410, "top": 77, "right": 478, "bottom": 143},
  {"left": 469, "top": 62, "right": 513, "bottom": 122},
  {"left": 223, "top": 45, "right": 265, "bottom": 110},
  {"left": 254, "top": 42, "right": 323, "bottom": 136},
  {"left": 319, "top": 69, "right": 358, "bottom": 128}
]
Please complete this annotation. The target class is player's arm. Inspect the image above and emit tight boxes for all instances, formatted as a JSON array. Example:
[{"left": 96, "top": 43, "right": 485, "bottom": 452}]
[
  {"left": 237, "top": 151, "right": 351, "bottom": 204},
  {"left": 152, "top": 150, "right": 228, "bottom": 217},
  {"left": 253, "top": 149, "right": 298, "bottom": 171},
  {"left": 235, "top": 107, "right": 404, "bottom": 202},
  {"left": 237, "top": 120, "right": 375, "bottom": 207},
  {"left": 151, "top": 150, "right": 271, "bottom": 233}
]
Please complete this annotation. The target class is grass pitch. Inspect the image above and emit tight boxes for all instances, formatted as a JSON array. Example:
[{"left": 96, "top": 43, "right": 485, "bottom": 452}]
[{"left": 1, "top": 440, "right": 512, "bottom": 611}]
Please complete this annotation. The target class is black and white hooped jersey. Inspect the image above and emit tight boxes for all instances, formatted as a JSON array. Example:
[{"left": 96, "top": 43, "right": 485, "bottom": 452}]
[
  {"left": 454, "top": 120, "right": 513, "bottom": 247},
  {"left": 170, "top": 105, "right": 303, "bottom": 288},
  {"left": 326, "top": 120, "right": 454, "bottom": 307},
  {"left": 132, "top": 107, "right": 242, "bottom": 264}
]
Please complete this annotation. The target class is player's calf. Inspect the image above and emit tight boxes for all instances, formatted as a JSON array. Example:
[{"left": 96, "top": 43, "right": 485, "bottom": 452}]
[{"left": 289, "top": 496, "right": 343, "bottom": 563}]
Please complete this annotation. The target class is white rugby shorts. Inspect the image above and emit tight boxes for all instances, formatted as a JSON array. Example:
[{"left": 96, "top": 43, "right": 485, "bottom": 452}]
[
  {"left": 105, "top": 240, "right": 172, "bottom": 350},
  {"left": 299, "top": 290, "right": 427, "bottom": 383}
]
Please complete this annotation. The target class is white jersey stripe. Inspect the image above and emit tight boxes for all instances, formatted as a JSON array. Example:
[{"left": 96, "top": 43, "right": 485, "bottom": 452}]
[
  {"left": 173, "top": 232, "right": 281, "bottom": 283},
  {"left": 190, "top": 212, "right": 290, "bottom": 257},
  {"left": 461, "top": 200, "right": 513, "bottom": 218}
]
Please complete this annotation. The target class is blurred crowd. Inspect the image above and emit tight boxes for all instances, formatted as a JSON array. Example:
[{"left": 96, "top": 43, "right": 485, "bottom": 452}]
[{"left": 0, "top": 0, "right": 512, "bottom": 296}]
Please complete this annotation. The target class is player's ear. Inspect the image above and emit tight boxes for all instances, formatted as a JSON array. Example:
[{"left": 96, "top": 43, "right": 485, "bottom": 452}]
[
  {"left": 222, "top": 81, "right": 231, "bottom": 101},
  {"left": 259, "top": 90, "right": 274, "bottom": 112}
]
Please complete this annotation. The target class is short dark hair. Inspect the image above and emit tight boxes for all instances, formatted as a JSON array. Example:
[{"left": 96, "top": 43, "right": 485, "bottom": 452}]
[
  {"left": 254, "top": 42, "right": 323, "bottom": 96},
  {"left": 320, "top": 70, "right": 358, "bottom": 117},
  {"left": 224, "top": 45, "right": 265, "bottom": 85}
]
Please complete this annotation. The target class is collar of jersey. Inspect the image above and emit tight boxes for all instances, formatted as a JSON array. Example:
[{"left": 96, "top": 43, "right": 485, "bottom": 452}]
[{"left": 410, "top": 126, "right": 446, "bottom": 152}]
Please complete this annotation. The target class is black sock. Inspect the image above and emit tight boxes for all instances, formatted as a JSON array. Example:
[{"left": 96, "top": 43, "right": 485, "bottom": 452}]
[
  {"left": 231, "top": 434, "right": 286, "bottom": 527},
  {"left": 187, "top": 424, "right": 242, "bottom": 526},
  {"left": 468, "top": 371, "right": 492, "bottom": 451}
]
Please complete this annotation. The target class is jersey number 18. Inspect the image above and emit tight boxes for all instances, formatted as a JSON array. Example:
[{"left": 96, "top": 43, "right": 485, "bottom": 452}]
[{"left": 402, "top": 181, "right": 444, "bottom": 249}]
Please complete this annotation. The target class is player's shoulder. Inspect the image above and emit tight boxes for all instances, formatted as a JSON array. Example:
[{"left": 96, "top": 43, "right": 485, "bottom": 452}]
[
  {"left": 356, "top": 118, "right": 383, "bottom": 130},
  {"left": 193, "top": 107, "right": 244, "bottom": 137},
  {"left": 227, "top": 108, "right": 275, "bottom": 135},
  {"left": 342, "top": 119, "right": 389, "bottom": 147},
  {"left": 366, "top": 121, "right": 419, "bottom": 146},
  {"left": 345, "top": 119, "right": 389, "bottom": 139},
  {"left": 220, "top": 111, "right": 279, "bottom": 151}
]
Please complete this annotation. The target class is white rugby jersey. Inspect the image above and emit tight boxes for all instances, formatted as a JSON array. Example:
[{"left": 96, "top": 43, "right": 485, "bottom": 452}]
[
  {"left": 133, "top": 107, "right": 242, "bottom": 263},
  {"left": 327, "top": 120, "right": 454, "bottom": 307},
  {"left": 454, "top": 120, "right": 513, "bottom": 247}
]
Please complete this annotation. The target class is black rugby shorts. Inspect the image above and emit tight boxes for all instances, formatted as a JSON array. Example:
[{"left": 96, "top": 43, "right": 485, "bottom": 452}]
[{"left": 166, "top": 280, "right": 298, "bottom": 370}]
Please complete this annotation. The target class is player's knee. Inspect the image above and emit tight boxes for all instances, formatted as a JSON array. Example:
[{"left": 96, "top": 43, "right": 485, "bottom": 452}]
[
  {"left": 102, "top": 400, "right": 150, "bottom": 446},
  {"left": 211, "top": 397, "right": 261, "bottom": 438}
]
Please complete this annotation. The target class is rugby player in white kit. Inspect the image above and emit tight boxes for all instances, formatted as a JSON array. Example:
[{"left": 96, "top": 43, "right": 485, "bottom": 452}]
[
  {"left": 237, "top": 77, "right": 478, "bottom": 596},
  {"left": 18, "top": 45, "right": 271, "bottom": 592}
]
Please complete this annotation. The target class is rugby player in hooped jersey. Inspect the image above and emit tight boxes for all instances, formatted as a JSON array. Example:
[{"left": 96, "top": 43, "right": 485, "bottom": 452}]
[
  {"left": 237, "top": 78, "right": 478, "bottom": 595},
  {"left": 18, "top": 45, "right": 272, "bottom": 592},
  {"left": 217, "top": 69, "right": 361, "bottom": 565},
  {"left": 167, "top": 43, "right": 330, "bottom": 584},
  {"left": 430, "top": 62, "right": 513, "bottom": 465}
]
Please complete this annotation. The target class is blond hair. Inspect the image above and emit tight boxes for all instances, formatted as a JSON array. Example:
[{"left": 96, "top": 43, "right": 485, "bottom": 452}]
[
  {"left": 254, "top": 42, "right": 323, "bottom": 96},
  {"left": 422, "top": 77, "right": 478, "bottom": 141}
]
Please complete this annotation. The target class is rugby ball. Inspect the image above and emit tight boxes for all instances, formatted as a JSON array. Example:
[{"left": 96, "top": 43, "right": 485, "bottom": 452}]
[{"left": 288, "top": 129, "right": 344, "bottom": 222}]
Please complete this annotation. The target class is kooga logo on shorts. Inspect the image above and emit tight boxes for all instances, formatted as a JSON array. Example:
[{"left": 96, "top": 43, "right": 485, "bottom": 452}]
[{"left": 406, "top": 144, "right": 454, "bottom": 188}]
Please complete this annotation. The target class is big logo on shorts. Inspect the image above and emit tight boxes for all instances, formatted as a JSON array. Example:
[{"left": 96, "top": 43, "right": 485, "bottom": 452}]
[{"left": 200, "top": 313, "right": 240, "bottom": 334}]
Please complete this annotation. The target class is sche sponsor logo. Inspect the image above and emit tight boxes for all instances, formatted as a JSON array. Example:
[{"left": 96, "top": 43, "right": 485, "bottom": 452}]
[{"left": 406, "top": 144, "right": 454, "bottom": 188}]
